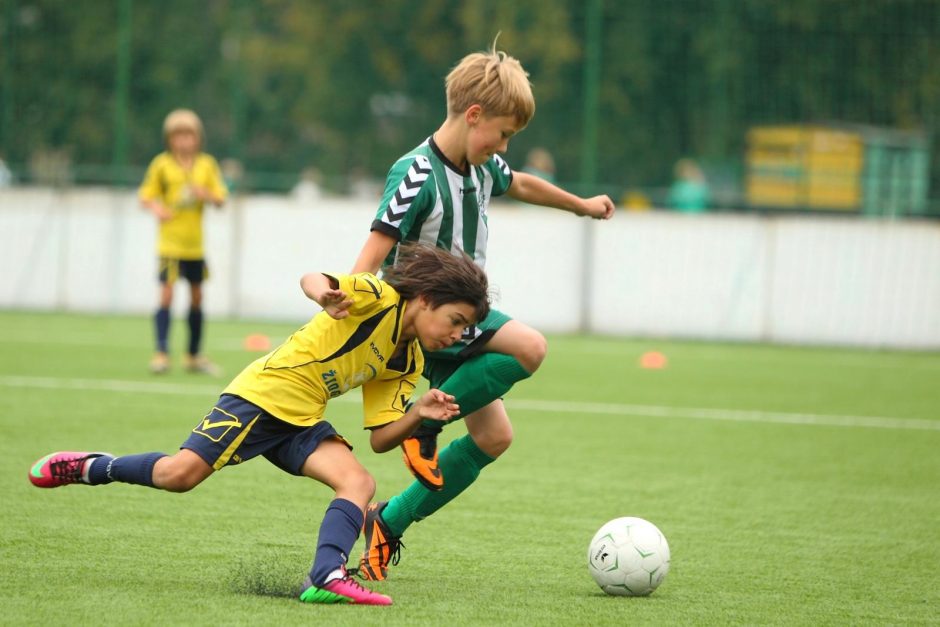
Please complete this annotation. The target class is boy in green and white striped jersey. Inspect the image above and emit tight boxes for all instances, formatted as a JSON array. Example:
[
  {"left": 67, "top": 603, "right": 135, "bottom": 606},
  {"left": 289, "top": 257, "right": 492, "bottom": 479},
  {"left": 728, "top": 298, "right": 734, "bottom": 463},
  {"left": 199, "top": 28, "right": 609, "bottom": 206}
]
[{"left": 348, "top": 40, "right": 615, "bottom": 581}]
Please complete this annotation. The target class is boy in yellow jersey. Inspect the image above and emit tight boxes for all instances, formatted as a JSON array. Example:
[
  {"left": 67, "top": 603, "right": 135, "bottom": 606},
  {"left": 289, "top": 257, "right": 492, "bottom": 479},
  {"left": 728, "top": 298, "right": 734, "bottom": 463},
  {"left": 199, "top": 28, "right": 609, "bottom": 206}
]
[
  {"left": 27, "top": 244, "right": 490, "bottom": 606},
  {"left": 139, "top": 109, "right": 228, "bottom": 375},
  {"left": 351, "top": 41, "right": 615, "bottom": 580}
]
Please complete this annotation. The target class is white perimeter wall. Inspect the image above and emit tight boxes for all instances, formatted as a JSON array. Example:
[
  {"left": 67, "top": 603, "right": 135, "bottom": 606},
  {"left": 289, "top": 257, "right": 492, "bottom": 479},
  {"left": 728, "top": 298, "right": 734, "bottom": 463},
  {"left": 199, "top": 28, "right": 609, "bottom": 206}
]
[{"left": 2, "top": 187, "right": 939, "bottom": 349}]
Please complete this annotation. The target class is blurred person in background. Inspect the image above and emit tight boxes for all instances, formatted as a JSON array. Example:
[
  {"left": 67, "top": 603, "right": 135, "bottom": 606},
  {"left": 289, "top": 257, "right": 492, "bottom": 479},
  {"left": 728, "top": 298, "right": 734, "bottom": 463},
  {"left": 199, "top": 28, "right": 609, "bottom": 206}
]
[
  {"left": 292, "top": 166, "right": 325, "bottom": 204},
  {"left": 220, "top": 158, "right": 244, "bottom": 194},
  {"left": 667, "top": 158, "right": 710, "bottom": 213},
  {"left": 0, "top": 152, "right": 13, "bottom": 187},
  {"left": 139, "top": 109, "right": 228, "bottom": 375},
  {"left": 522, "top": 146, "right": 556, "bottom": 183}
]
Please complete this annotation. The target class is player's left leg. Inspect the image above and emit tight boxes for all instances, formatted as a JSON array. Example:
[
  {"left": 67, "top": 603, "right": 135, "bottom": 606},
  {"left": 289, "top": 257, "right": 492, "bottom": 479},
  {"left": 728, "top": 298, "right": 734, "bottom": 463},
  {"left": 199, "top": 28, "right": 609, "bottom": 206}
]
[
  {"left": 29, "top": 449, "right": 212, "bottom": 491},
  {"left": 360, "top": 400, "right": 510, "bottom": 580},
  {"left": 186, "top": 280, "right": 205, "bottom": 361},
  {"left": 297, "top": 439, "right": 391, "bottom": 605},
  {"left": 402, "top": 318, "right": 545, "bottom": 489},
  {"left": 29, "top": 395, "right": 307, "bottom": 492},
  {"left": 183, "top": 262, "right": 219, "bottom": 375},
  {"left": 442, "top": 319, "right": 547, "bottom": 419},
  {"left": 385, "top": 400, "right": 508, "bottom": 532}
]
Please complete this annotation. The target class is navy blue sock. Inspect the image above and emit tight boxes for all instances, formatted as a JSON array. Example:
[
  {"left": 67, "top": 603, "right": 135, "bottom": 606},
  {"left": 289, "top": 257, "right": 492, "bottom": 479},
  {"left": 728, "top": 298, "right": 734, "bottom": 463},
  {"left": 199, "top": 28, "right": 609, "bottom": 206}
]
[
  {"left": 308, "top": 498, "right": 363, "bottom": 586},
  {"left": 86, "top": 455, "right": 116, "bottom": 485},
  {"left": 93, "top": 452, "right": 167, "bottom": 488},
  {"left": 187, "top": 307, "right": 203, "bottom": 356},
  {"left": 155, "top": 308, "right": 170, "bottom": 353}
]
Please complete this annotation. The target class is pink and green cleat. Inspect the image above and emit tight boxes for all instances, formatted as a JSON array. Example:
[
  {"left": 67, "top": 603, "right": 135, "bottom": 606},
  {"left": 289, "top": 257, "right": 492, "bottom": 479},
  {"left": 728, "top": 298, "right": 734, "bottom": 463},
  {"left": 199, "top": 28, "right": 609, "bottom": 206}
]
[
  {"left": 28, "top": 452, "right": 110, "bottom": 488},
  {"left": 299, "top": 568, "right": 392, "bottom": 606}
]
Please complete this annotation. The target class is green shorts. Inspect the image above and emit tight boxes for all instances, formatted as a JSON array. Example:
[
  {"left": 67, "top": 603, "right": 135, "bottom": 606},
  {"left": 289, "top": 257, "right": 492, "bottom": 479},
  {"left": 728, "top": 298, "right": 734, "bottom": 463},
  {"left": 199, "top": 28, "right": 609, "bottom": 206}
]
[{"left": 423, "top": 308, "right": 512, "bottom": 388}]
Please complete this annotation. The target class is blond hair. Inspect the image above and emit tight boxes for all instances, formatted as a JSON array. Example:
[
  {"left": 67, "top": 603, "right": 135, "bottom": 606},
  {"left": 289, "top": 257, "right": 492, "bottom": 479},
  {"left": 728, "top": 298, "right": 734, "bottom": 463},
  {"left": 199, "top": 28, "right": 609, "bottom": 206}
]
[
  {"left": 163, "top": 109, "right": 204, "bottom": 147},
  {"left": 445, "top": 40, "right": 535, "bottom": 128}
]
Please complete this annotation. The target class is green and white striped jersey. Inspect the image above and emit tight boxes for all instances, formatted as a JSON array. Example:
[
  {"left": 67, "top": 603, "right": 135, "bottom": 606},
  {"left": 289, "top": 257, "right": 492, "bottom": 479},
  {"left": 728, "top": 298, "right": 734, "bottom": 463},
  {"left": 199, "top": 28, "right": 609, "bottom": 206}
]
[{"left": 371, "top": 136, "right": 514, "bottom": 269}]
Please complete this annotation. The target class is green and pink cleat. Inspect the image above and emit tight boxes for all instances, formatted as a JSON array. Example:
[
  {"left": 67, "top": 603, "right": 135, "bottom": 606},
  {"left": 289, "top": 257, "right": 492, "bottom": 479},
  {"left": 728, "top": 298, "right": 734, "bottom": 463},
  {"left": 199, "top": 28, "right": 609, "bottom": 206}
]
[
  {"left": 299, "top": 567, "right": 392, "bottom": 606},
  {"left": 28, "top": 451, "right": 109, "bottom": 488}
]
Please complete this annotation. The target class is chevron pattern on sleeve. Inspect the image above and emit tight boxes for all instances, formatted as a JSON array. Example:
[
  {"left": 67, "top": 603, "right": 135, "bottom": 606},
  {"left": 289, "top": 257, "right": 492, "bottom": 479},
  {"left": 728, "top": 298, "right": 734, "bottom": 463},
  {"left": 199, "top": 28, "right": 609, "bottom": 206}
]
[
  {"left": 493, "top": 154, "right": 511, "bottom": 177},
  {"left": 384, "top": 155, "right": 432, "bottom": 225}
]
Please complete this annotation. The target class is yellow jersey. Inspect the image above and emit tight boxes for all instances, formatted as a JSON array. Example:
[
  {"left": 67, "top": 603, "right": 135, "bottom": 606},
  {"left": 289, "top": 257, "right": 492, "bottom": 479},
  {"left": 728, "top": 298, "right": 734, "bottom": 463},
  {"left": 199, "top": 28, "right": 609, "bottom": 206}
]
[
  {"left": 224, "top": 273, "right": 424, "bottom": 429},
  {"left": 138, "top": 151, "right": 228, "bottom": 259}
]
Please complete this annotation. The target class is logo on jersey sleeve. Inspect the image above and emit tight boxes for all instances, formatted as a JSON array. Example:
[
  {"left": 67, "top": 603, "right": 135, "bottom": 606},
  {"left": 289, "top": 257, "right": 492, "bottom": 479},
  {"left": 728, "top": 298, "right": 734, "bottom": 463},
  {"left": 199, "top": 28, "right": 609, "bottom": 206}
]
[
  {"left": 384, "top": 155, "right": 432, "bottom": 226},
  {"left": 391, "top": 380, "right": 417, "bottom": 413},
  {"left": 353, "top": 274, "right": 382, "bottom": 299},
  {"left": 493, "top": 154, "right": 511, "bottom": 177}
]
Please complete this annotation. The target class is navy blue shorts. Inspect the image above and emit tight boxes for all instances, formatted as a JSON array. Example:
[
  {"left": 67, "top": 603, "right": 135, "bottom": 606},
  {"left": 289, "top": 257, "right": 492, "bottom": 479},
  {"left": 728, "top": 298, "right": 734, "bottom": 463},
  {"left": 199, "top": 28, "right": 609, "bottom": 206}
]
[
  {"left": 158, "top": 257, "right": 209, "bottom": 285},
  {"left": 181, "top": 394, "right": 351, "bottom": 475}
]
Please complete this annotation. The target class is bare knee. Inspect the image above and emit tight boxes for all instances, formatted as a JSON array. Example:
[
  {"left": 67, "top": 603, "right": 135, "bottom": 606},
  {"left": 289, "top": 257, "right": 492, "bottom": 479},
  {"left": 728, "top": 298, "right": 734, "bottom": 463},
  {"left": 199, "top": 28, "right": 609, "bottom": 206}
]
[
  {"left": 516, "top": 330, "right": 548, "bottom": 374},
  {"left": 153, "top": 455, "right": 209, "bottom": 493},
  {"left": 336, "top": 468, "right": 376, "bottom": 504},
  {"left": 157, "top": 469, "right": 202, "bottom": 492},
  {"left": 159, "top": 284, "right": 174, "bottom": 308},
  {"left": 472, "top": 422, "right": 514, "bottom": 458}
]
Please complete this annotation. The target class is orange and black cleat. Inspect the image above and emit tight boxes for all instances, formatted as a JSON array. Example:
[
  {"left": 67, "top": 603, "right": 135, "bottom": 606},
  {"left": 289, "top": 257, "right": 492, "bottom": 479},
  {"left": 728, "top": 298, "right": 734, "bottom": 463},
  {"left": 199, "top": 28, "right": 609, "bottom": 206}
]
[
  {"left": 401, "top": 424, "right": 444, "bottom": 491},
  {"left": 357, "top": 501, "right": 404, "bottom": 581}
]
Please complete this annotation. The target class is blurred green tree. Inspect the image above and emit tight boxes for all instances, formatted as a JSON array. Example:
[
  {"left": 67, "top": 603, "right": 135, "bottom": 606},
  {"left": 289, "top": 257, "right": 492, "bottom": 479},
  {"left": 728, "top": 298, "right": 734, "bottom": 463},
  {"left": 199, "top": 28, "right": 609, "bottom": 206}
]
[{"left": 1, "top": 0, "right": 938, "bottom": 202}]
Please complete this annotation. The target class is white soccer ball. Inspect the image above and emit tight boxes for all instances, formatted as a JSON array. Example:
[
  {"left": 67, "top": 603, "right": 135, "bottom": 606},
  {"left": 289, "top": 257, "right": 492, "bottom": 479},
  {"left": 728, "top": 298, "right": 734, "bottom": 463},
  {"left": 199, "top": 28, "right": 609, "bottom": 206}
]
[{"left": 587, "top": 517, "right": 670, "bottom": 596}]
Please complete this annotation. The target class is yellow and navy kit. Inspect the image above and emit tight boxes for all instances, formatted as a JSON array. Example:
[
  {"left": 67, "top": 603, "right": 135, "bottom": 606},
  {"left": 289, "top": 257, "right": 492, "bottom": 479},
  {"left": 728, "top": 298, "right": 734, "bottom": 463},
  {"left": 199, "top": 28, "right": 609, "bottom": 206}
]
[
  {"left": 224, "top": 273, "right": 424, "bottom": 429},
  {"left": 138, "top": 151, "right": 228, "bottom": 259}
]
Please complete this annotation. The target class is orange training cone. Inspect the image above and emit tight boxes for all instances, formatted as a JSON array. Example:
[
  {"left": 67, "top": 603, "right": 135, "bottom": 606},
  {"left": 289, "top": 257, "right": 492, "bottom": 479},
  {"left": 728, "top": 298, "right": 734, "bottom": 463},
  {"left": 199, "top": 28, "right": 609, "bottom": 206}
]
[
  {"left": 639, "top": 351, "right": 668, "bottom": 369},
  {"left": 243, "top": 334, "right": 272, "bottom": 352}
]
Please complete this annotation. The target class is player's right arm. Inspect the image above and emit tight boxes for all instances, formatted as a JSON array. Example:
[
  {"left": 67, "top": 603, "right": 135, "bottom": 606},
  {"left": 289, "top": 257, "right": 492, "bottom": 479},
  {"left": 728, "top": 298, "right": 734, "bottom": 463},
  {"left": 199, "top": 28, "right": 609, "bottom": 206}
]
[
  {"left": 138, "top": 157, "right": 173, "bottom": 221},
  {"left": 141, "top": 198, "right": 173, "bottom": 221},
  {"left": 350, "top": 152, "right": 436, "bottom": 276},
  {"left": 300, "top": 271, "right": 387, "bottom": 321},
  {"left": 300, "top": 272, "right": 354, "bottom": 319},
  {"left": 351, "top": 230, "right": 397, "bottom": 275}
]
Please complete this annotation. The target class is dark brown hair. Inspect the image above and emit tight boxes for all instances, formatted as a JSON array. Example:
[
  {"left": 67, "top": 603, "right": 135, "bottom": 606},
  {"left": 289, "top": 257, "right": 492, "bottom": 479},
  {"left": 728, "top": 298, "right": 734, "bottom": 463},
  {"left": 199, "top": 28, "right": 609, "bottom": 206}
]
[{"left": 382, "top": 243, "right": 490, "bottom": 323}]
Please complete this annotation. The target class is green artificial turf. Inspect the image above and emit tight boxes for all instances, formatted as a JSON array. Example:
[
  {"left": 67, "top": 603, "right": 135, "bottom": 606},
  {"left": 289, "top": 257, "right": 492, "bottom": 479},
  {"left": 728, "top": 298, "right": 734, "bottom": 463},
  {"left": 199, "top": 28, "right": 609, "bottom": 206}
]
[{"left": 2, "top": 311, "right": 938, "bottom": 625}]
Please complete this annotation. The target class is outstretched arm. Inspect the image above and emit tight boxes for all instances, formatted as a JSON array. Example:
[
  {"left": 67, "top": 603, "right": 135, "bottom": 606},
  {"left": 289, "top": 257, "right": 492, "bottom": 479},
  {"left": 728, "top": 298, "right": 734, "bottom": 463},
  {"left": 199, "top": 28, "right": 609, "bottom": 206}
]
[
  {"left": 299, "top": 272, "right": 354, "bottom": 319},
  {"left": 507, "top": 171, "right": 615, "bottom": 220},
  {"left": 369, "top": 389, "right": 459, "bottom": 453}
]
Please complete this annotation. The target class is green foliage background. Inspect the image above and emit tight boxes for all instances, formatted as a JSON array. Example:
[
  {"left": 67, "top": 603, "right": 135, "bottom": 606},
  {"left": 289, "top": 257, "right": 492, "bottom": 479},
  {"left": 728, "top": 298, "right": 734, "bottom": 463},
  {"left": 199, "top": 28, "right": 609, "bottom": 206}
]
[{"left": 3, "top": 0, "right": 939, "bottom": 195}]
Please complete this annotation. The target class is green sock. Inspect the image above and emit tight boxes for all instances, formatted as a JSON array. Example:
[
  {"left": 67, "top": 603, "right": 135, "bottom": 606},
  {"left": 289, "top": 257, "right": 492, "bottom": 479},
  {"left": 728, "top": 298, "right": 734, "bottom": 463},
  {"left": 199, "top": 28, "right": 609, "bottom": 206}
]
[
  {"left": 382, "top": 434, "right": 495, "bottom": 537},
  {"left": 421, "top": 353, "right": 531, "bottom": 430}
]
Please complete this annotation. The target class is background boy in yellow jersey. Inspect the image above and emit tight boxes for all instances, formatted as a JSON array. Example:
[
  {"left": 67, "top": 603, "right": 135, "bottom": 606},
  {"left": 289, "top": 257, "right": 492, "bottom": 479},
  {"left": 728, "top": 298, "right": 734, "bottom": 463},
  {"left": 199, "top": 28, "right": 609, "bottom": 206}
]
[
  {"left": 139, "top": 109, "right": 228, "bottom": 375},
  {"left": 27, "top": 244, "right": 490, "bottom": 606},
  {"left": 351, "top": 42, "right": 615, "bottom": 581}
]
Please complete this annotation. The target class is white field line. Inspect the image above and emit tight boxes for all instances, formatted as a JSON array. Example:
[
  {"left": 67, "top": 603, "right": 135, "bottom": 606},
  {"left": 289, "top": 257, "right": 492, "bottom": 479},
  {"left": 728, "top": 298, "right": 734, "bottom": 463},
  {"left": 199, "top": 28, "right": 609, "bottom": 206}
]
[
  {"left": 0, "top": 332, "right": 261, "bottom": 353},
  {"left": 505, "top": 398, "right": 940, "bottom": 432},
  {"left": 2, "top": 375, "right": 938, "bottom": 432},
  {"left": 3, "top": 331, "right": 940, "bottom": 369}
]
